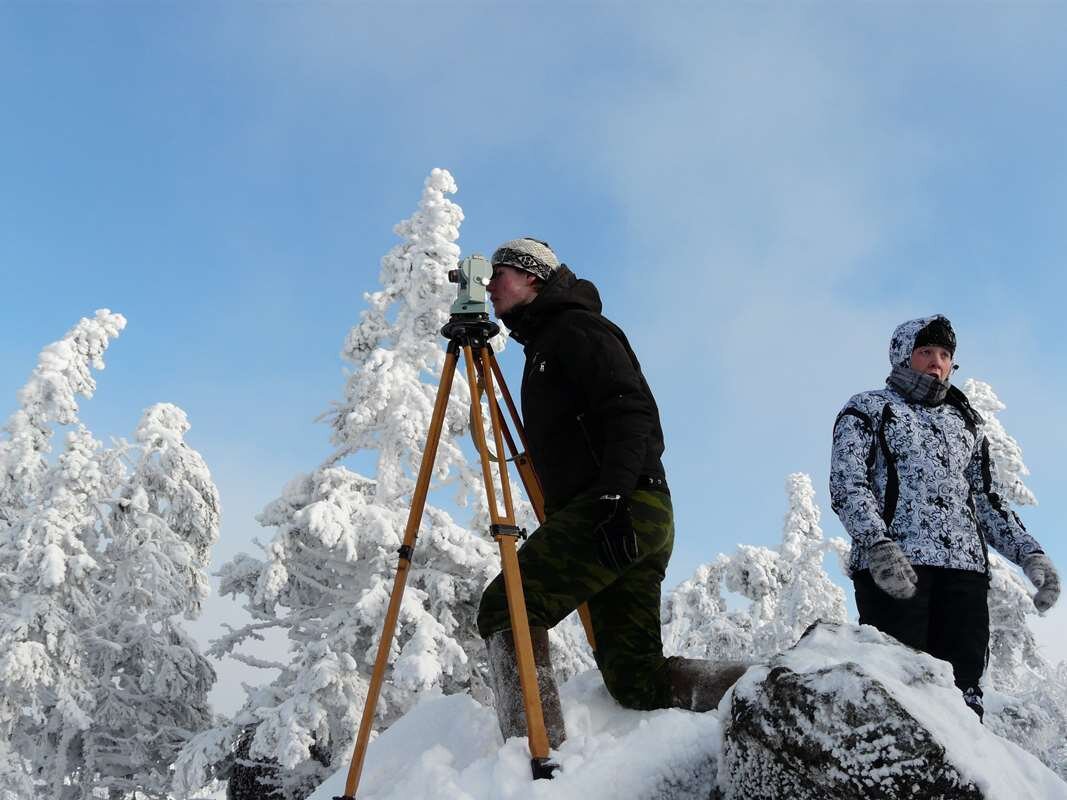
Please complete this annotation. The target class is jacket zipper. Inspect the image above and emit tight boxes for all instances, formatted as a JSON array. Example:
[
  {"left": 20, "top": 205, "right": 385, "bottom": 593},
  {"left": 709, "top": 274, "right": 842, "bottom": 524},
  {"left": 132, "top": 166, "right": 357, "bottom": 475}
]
[{"left": 576, "top": 413, "right": 601, "bottom": 467}]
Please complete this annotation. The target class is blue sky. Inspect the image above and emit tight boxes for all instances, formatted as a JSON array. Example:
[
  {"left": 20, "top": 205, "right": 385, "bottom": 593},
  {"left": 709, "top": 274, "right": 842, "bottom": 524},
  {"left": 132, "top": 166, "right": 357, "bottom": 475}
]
[{"left": 3, "top": 4, "right": 1066, "bottom": 705}]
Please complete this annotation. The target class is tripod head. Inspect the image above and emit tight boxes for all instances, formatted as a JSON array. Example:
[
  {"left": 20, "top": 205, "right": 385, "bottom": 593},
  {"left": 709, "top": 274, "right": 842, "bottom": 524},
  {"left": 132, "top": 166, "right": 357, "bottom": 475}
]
[{"left": 441, "top": 314, "right": 499, "bottom": 345}]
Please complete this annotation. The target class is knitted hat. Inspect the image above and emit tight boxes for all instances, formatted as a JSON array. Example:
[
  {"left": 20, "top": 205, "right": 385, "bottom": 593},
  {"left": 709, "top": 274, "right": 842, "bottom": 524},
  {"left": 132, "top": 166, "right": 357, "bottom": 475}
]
[
  {"left": 888, "top": 314, "right": 956, "bottom": 367},
  {"left": 913, "top": 316, "right": 956, "bottom": 355},
  {"left": 490, "top": 237, "right": 560, "bottom": 282}
]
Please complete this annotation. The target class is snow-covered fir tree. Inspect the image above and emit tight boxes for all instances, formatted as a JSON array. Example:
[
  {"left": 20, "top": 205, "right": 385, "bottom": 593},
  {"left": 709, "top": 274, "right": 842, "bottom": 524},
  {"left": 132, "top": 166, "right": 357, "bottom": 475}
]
[
  {"left": 0, "top": 427, "right": 124, "bottom": 799},
  {"left": 83, "top": 403, "right": 220, "bottom": 799},
  {"left": 962, "top": 377, "right": 1043, "bottom": 684},
  {"left": 722, "top": 472, "right": 850, "bottom": 656},
  {"left": 0, "top": 311, "right": 219, "bottom": 799},
  {"left": 962, "top": 378, "right": 1037, "bottom": 507},
  {"left": 662, "top": 473, "right": 848, "bottom": 661},
  {"left": 961, "top": 379, "right": 1067, "bottom": 779},
  {"left": 176, "top": 169, "right": 538, "bottom": 800},
  {"left": 0, "top": 310, "right": 126, "bottom": 529},
  {"left": 0, "top": 310, "right": 128, "bottom": 799},
  {"left": 660, "top": 556, "right": 753, "bottom": 662}
]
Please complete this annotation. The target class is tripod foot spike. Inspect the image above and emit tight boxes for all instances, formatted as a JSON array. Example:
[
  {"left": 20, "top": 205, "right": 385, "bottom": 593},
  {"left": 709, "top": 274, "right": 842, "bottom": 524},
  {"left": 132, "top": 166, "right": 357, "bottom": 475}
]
[{"left": 531, "top": 757, "right": 560, "bottom": 780}]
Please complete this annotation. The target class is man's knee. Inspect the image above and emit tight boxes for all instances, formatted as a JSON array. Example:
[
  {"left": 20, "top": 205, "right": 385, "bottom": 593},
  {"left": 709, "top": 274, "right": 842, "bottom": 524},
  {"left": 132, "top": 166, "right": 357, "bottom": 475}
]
[{"left": 598, "top": 653, "right": 671, "bottom": 711}]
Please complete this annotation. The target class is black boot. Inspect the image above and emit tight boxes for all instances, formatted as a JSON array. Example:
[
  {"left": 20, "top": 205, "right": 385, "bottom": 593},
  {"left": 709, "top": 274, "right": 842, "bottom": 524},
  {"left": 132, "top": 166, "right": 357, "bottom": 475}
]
[
  {"left": 962, "top": 686, "right": 984, "bottom": 723},
  {"left": 485, "top": 627, "right": 566, "bottom": 749},
  {"left": 665, "top": 656, "right": 751, "bottom": 712}
]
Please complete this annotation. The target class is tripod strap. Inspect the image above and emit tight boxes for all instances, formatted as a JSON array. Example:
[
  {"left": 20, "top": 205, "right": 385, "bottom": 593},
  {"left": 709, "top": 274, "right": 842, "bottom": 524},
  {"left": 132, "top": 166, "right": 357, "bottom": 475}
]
[{"left": 469, "top": 375, "right": 517, "bottom": 464}]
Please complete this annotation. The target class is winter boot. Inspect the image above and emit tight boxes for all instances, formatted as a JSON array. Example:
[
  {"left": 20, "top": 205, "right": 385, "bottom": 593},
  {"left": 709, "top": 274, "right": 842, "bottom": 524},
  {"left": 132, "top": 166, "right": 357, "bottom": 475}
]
[
  {"left": 485, "top": 627, "right": 566, "bottom": 749},
  {"left": 962, "top": 686, "right": 984, "bottom": 723},
  {"left": 665, "top": 656, "right": 751, "bottom": 712}
]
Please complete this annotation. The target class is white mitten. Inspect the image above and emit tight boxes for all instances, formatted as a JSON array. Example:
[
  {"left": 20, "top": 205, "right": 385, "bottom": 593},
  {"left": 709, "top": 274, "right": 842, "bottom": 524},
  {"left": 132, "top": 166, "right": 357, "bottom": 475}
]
[
  {"left": 1024, "top": 553, "right": 1060, "bottom": 612},
  {"left": 868, "top": 539, "right": 918, "bottom": 600}
]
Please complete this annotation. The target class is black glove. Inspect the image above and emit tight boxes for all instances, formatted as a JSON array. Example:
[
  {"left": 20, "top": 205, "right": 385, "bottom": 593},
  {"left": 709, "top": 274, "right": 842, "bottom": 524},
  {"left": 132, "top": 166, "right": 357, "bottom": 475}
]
[{"left": 594, "top": 495, "right": 638, "bottom": 571}]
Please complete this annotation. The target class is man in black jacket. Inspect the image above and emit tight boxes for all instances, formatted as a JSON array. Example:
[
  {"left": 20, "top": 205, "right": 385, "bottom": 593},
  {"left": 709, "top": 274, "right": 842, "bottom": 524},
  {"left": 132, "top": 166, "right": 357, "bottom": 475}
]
[{"left": 476, "top": 238, "right": 747, "bottom": 750}]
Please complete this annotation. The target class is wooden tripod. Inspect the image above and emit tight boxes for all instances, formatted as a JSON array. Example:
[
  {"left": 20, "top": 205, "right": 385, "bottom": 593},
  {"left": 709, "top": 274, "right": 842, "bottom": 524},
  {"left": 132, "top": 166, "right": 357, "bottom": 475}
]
[{"left": 336, "top": 316, "right": 588, "bottom": 799}]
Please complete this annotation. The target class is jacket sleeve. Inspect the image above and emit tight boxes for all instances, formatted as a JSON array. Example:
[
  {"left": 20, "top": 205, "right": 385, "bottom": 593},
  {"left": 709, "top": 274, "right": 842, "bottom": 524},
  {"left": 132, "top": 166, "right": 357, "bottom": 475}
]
[
  {"left": 554, "top": 318, "right": 655, "bottom": 497},
  {"left": 965, "top": 435, "right": 1044, "bottom": 567},
  {"left": 829, "top": 402, "right": 888, "bottom": 549}
]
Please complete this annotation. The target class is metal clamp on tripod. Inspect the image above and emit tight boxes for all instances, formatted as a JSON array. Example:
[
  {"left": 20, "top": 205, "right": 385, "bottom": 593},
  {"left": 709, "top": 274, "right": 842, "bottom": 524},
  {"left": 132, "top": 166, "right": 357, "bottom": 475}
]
[{"left": 336, "top": 255, "right": 592, "bottom": 799}]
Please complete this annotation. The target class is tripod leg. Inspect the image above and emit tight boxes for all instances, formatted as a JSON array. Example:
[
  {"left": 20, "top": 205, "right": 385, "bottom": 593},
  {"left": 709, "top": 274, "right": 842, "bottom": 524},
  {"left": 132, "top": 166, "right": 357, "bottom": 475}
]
[
  {"left": 465, "top": 345, "right": 556, "bottom": 778},
  {"left": 486, "top": 351, "right": 598, "bottom": 655},
  {"left": 337, "top": 344, "right": 461, "bottom": 800}
]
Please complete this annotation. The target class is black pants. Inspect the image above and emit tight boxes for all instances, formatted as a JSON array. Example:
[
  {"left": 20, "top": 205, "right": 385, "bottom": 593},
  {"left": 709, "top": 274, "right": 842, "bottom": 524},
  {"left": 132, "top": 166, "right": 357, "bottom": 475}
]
[{"left": 853, "top": 565, "right": 990, "bottom": 693}]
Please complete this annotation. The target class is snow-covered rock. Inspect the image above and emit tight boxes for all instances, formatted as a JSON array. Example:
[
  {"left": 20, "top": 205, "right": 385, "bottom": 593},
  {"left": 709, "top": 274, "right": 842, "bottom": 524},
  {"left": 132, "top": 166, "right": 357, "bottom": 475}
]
[{"left": 721, "top": 622, "right": 1067, "bottom": 800}]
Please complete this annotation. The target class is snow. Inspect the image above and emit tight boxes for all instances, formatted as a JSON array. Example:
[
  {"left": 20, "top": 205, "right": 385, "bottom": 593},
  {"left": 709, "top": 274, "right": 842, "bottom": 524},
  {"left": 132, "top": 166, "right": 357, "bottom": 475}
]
[
  {"left": 39, "top": 542, "right": 66, "bottom": 587},
  {"left": 308, "top": 639, "right": 1067, "bottom": 800},
  {"left": 310, "top": 671, "right": 722, "bottom": 800}
]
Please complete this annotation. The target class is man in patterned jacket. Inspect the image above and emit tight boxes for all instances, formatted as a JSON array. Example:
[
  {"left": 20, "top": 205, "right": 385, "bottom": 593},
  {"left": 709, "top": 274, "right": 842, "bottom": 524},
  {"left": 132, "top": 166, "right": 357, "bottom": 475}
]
[{"left": 830, "top": 314, "right": 1060, "bottom": 720}]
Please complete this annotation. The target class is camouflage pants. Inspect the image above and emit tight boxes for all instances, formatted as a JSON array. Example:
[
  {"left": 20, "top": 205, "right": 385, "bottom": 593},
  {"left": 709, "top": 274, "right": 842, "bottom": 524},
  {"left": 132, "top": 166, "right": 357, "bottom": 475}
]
[{"left": 477, "top": 489, "right": 675, "bottom": 710}]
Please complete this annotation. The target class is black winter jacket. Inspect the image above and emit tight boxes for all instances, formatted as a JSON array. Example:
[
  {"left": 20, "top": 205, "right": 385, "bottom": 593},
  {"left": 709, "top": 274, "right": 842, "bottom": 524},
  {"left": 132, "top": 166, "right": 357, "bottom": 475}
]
[{"left": 501, "top": 267, "right": 666, "bottom": 513}]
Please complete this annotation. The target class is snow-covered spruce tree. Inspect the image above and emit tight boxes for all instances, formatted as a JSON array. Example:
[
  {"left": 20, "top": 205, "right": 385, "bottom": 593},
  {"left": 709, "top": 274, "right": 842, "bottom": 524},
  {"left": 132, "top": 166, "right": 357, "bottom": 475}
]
[
  {"left": 962, "top": 378, "right": 1046, "bottom": 685},
  {"left": 0, "top": 426, "right": 125, "bottom": 800},
  {"left": 961, "top": 379, "right": 1067, "bottom": 778},
  {"left": 0, "top": 311, "right": 220, "bottom": 799},
  {"left": 178, "top": 169, "right": 580, "bottom": 800},
  {"left": 962, "top": 378, "right": 1036, "bottom": 507},
  {"left": 724, "top": 473, "right": 849, "bottom": 657},
  {"left": 662, "top": 473, "right": 847, "bottom": 661},
  {"left": 0, "top": 310, "right": 126, "bottom": 530},
  {"left": 83, "top": 403, "right": 220, "bottom": 799},
  {"left": 0, "top": 310, "right": 128, "bottom": 799},
  {"left": 661, "top": 557, "right": 754, "bottom": 662}
]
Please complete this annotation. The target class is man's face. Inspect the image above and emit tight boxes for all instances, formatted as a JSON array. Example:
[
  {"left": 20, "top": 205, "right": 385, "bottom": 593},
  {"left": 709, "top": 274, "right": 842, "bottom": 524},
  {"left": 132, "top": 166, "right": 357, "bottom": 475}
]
[
  {"left": 487, "top": 264, "right": 539, "bottom": 316},
  {"left": 910, "top": 345, "right": 953, "bottom": 381}
]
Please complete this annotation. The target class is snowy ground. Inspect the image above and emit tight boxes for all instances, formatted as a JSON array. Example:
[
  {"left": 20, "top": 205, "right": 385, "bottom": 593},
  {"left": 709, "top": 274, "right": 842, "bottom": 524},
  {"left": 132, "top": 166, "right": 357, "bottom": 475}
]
[
  {"left": 310, "top": 671, "right": 721, "bottom": 800},
  {"left": 310, "top": 628, "right": 1067, "bottom": 800}
]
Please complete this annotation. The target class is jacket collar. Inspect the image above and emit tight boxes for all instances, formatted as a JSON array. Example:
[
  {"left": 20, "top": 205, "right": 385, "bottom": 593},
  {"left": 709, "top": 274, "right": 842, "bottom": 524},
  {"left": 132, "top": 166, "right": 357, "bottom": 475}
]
[{"left": 501, "top": 266, "right": 603, "bottom": 345}]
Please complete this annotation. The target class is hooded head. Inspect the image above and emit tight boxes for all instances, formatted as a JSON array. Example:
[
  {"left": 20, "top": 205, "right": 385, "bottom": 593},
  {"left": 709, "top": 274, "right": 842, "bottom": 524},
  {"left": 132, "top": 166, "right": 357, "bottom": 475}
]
[{"left": 888, "top": 315, "right": 957, "bottom": 368}]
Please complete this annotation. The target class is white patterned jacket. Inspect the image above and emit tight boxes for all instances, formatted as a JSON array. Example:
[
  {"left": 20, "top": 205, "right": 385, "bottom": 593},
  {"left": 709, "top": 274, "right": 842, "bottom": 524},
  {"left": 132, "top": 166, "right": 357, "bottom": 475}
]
[{"left": 830, "top": 316, "right": 1043, "bottom": 574}]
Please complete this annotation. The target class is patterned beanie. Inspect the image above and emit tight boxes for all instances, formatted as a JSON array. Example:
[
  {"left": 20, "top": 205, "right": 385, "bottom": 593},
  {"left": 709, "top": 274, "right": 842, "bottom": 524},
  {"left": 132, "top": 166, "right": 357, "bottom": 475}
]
[{"left": 490, "top": 237, "right": 560, "bottom": 282}]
